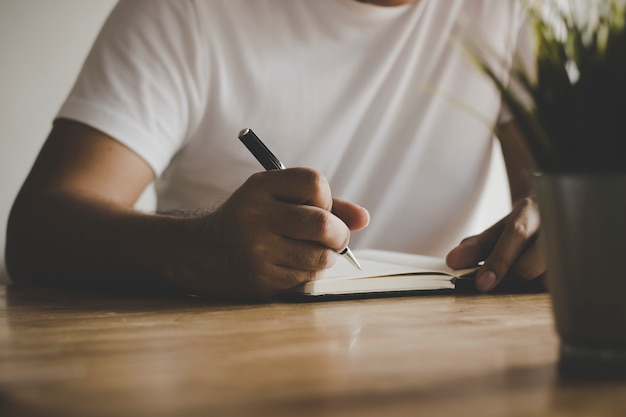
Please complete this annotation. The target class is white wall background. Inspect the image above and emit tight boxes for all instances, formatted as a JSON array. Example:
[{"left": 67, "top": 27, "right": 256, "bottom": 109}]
[{"left": 0, "top": 1, "right": 118, "bottom": 283}]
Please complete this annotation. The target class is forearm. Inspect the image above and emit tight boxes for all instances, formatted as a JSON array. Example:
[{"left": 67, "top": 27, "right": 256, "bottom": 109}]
[
  {"left": 497, "top": 121, "right": 536, "bottom": 203},
  {"left": 6, "top": 189, "right": 212, "bottom": 294}
]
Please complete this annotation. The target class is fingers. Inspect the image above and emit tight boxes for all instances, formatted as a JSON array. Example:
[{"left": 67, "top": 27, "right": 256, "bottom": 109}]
[
  {"left": 445, "top": 216, "right": 507, "bottom": 270},
  {"left": 223, "top": 261, "right": 328, "bottom": 301},
  {"left": 475, "top": 197, "right": 542, "bottom": 292},
  {"left": 256, "top": 168, "right": 333, "bottom": 210},
  {"left": 507, "top": 240, "right": 546, "bottom": 282},
  {"left": 219, "top": 167, "right": 377, "bottom": 299},
  {"left": 227, "top": 168, "right": 365, "bottom": 296},
  {"left": 264, "top": 238, "right": 339, "bottom": 276},
  {"left": 256, "top": 239, "right": 336, "bottom": 280},
  {"left": 269, "top": 202, "right": 349, "bottom": 251},
  {"left": 257, "top": 170, "right": 372, "bottom": 231},
  {"left": 245, "top": 169, "right": 363, "bottom": 252},
  {"left": 239, "top": 236, "right": 337, "bottom": 298},
  {"left": 256, "top": 265, "right": 324, "bottom": 296},
  {"left": 446, "top": 197, "right": 545, "bottom": 293}
]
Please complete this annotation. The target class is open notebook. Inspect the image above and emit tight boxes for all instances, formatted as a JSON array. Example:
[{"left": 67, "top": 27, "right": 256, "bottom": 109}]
[{"left": 289, "top": 249, "right": 479, "bottom": 297}]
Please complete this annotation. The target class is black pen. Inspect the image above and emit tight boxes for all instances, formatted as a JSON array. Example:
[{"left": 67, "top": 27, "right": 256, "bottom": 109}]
[{"left": 238, "top": 128, "right": 362, "bottom": 270}]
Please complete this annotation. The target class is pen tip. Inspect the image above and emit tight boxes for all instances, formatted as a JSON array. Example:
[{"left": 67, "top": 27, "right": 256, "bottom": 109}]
[
  {"left": 341, "top": 247, "right": 361, "bottom": 270},
  {"left": 238, "top": 128, "right": 250, "bottom": 138}
]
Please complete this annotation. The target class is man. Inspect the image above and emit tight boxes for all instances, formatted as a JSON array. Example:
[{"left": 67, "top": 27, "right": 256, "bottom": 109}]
[{"left": 6, "top": 0, "right": 545, "bottom": 300}]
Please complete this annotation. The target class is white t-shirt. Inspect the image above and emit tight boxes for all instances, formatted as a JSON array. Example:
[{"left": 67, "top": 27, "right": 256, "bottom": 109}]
[{"left": 57, "top": 0, "right": 528, "bottom": 256}]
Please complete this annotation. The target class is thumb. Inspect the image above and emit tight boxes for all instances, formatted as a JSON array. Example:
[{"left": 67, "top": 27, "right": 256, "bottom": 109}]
[
  {"left": 332, "top": 198, "right": 370, "bottom": 231},
  {"left": 446, "top": 219, "right": 505, "bottom": 269}
]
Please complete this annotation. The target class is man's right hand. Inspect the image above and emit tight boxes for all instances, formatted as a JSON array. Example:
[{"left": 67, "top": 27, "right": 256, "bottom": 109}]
[{"left": 183, "top": 168, "right": 369, "bottom": 299}]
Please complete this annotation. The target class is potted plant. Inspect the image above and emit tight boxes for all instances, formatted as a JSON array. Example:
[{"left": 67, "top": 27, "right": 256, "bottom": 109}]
[{"left": 477, "top": 0, "right": 626, "bottom": 377}]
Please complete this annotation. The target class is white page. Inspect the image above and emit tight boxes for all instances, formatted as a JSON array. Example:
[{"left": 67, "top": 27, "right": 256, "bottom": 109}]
[{"left": 322, "top": 249, "right": 473, "bottom": 281}]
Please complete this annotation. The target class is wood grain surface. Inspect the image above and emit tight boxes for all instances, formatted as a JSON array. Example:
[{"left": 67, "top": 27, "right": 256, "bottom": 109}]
[{"left": 1, "top": 285, "right": 625, "bottom": 417}]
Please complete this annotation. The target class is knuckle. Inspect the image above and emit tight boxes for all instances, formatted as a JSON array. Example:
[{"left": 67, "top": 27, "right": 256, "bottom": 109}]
[
  {"left": 515, "top": 196, "right": 536, "bottom": 211},
  {"left": 312, "top": 210, "right": 331, "bottom": 236},
  {"left": 316, "top": 249, "right": 336, "bottom": 269},
  {"left": 246, "top": 171, "right": 267, "bottom": 186},
  {"left": 305, "top": 169, "right": 328, "bottom": 191},
  {"left": 510, "top": 220, "right": 532, "bottom": 240},
  {"left": 285, "top": 269, "right": 321, "bottom": 288},
  {"left": 305, "top": 269, "right": 325, "bottom": 282},
  {"left": 249, "top": 240, "right": 270, "bottom": 260},
  {"left": 302, "top": 169, "right": 331, "bottom": 201},
  {"left": 283, "top": 271, "right": 303, "bottom": 288}
]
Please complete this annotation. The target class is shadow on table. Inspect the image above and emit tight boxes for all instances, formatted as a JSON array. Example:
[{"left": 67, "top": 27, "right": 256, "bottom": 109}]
[{"left": 3, "top": 283, "right": 265, "bottom": 314}]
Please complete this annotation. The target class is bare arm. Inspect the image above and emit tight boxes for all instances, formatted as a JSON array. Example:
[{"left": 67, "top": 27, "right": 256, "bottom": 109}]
[
  {"left": 6, "top": 120, "right": 369, "bottom": 299},
  {"left": 497, "top": 121, "right": 536, "bottom": 204},
  {"left": 6, "top": 120, "right": 195, "bottom": 293}
]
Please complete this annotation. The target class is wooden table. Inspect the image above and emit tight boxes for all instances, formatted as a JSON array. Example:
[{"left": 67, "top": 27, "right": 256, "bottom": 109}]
[{"left": 1, "top": 285, "right": 625, "bottom": 417}]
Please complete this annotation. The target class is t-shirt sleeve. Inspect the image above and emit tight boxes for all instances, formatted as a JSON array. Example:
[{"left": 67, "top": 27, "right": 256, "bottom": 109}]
[{"left": 56, "top": 0, "right": 208, "bottom": 177}]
